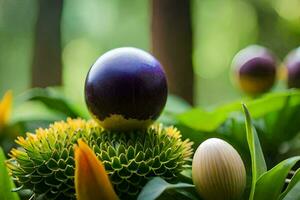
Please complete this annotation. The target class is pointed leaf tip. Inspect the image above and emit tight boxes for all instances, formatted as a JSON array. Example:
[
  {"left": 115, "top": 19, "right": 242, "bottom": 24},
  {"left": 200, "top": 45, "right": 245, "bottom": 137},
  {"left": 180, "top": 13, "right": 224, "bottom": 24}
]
[
  {"left": 242, "top": 104, "right": 267, "bottom": 200},
  {"left": 75, "top": 139, "right": 118, "bottom": 200},
  {"left": 242, "top": 103, "right": 248, "bottom": 115}
]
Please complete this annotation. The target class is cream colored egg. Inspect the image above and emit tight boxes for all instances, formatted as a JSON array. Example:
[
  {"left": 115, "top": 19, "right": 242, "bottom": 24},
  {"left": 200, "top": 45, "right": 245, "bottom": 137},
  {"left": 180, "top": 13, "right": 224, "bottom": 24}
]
[{"left": 192, "top": 138, "right": 246, "bottom": 200}]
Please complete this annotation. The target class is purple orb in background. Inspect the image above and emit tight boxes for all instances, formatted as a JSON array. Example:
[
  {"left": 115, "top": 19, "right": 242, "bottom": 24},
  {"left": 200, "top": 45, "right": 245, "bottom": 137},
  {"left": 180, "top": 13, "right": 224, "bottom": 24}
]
[
  {"left": 284, "top": 47, "right": 300, "bottom": 88},
  {"left": 85, "top": 47, "right": 168, "bottom": 130},
  {"left": 231, "top": 45, "right": 277, "bottom": 95}
]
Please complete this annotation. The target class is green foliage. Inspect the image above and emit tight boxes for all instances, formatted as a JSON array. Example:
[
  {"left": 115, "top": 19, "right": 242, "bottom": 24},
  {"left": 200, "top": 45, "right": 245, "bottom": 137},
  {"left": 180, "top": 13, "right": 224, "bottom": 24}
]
[
  {"left": 177, "top": 90, "right": 300, "bottom": 132},
  {"left": 254, "top": 157, "right": 300, "bottom": 200},
  {"left": 15, "top": 87, "right": 87, "bottom": 119},
  {"left": 243, "top": 104, "right": 300, "bottom": 200},
  {"left": 136, "top": 104, "right": 300, "bottom": 200},
  {"left": 137, "top": 177, "right": 198, "bottom": 200},
  {"left": 10, "top": 87, "right": 88, "bottom": 133},
  {"left": 3, "top": 88, "right": 300, "bottom": 199},
  {"left": 164, "top": 95, "right": 192, "bottom": 115},
  {"left": 281, "top": 179, "right": 300, "bottom": 200},
  {"left": 0, "top": 87, "right": 88, "bottom": 154},
  {"left": 0, "top": 147, "right": 19, "bottom": 200},
  {"left": 243, "top": 104, "right": 267, "bottom": 199},
  {"left": 158, "top": 95, "right": 192, "bottom": 125},
  {"left": 279, "top": 169, "right": 300, "bottom": 200},
  {"left": 175, "top": 90, "right": 300, "bottom": 166}
]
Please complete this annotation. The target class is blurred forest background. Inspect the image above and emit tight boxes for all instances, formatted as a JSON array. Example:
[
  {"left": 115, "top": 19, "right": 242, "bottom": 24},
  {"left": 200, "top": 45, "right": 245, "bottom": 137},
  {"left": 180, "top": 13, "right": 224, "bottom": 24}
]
[{"left": 0, "top": 0, "right": 300, "bottom": 107}]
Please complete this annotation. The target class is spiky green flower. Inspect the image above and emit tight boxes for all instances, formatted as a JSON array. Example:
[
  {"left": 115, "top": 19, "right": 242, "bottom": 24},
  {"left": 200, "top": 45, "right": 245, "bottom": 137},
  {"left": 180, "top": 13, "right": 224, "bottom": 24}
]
[{"left": 7, "top": 118, "right": 193, "bottom": 200}]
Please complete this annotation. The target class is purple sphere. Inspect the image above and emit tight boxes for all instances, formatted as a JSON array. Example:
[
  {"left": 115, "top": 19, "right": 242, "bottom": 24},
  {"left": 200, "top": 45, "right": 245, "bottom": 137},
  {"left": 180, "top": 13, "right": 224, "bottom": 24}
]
[
  {"left": 85, "top": 47, "right": 168, "bottom": 130},
  {"left": 284, "top": 47, "right": 300, "bottom": 88},
  {"left": 232, "top": 45, "right": 277, "bottom": 95}
]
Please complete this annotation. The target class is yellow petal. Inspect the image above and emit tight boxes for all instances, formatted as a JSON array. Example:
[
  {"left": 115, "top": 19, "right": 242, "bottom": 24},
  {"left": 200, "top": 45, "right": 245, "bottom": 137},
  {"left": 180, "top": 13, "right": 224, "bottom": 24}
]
[
  {"left": 0, "top": 90, "right": 12, "bottom": 129},
  {"left": 75, "top": 139, "right": 119, "bottom": 200}
]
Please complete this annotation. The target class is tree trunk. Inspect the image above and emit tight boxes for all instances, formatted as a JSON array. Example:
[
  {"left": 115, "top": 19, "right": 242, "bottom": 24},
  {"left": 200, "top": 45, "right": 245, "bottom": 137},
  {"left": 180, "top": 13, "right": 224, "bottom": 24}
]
[
  {"left": 32, "top": 0, "right": 63, "bottom": 87},
  {"left": 151, "top": 0, "right": 194, "bottom": 104}
]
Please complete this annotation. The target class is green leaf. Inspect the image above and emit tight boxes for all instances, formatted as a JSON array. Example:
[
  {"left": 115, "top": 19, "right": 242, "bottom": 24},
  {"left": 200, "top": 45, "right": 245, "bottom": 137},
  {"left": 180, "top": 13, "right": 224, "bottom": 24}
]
[
  {"left": 247, "top": 90, "right": 300, "bottom": 118},
  {"left": 16, "top": 87, "right": 84, "bottom": 118},
  {"left": 253, "top": 156, "right": 300, "bottom": 200},
  {"left": 177, "top": 90, "right": 300, "bottom": 132},
  {"left": 242, "top": 104, "right": 267, "bottom": 200},
  {"left": 137, "top": 177, "right": 198, "bottom": 200},
  {"left": 11, "top": 101, "right": 66, "bottom": 123},
  {"left": 158, "top": 95, "right": 191, "bottom": 125},
  {"left": 0, "top": 147, "right": 20, "bottom": 200},
  {"left": 164, "top": 95, "right": 191, "bottom": 115},
  {"left": 177, "top": 169, "right": 193, "bottom": 184},
  {"left": 279, "top": 168, "right": 300, "bottom": 200},
  {"left": 282, "top": 182, "right": 300, "bottom": 200},
  {"left": 176, "top": 108, "right": 230, "bottom": 132}
]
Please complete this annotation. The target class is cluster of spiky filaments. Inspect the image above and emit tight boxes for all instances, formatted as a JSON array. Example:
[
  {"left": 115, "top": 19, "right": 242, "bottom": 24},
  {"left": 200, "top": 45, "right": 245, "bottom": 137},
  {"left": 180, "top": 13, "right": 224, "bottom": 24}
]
[{"left": 7, "top": 118, "right": 193, "bottom": 200}]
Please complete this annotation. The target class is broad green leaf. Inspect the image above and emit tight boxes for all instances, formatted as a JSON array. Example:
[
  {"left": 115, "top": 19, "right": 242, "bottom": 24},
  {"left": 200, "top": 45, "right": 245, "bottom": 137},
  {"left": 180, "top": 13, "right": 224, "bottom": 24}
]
[
  {"left": 282, "top": 182, "right": 300, "bottom": 200},
  {"left": 164, "top": 95, "right": 192, "bottom": 115},
  {"left": 177, "top": 168, "right": 193, "bottom": 184},
  {"left": 176, "top": 108, "right": 230, "bottom": 132},
  {"left": 253, "top": 156, "right": 300, "bottom": 200},
  {"left": 177, "top": 118, "right": 246, "bottom": 152},
  {"left": 158, "top": 95, "right": 191, "bottom": 125},
  {"left": 279, "top": 168, "right": 300, "bottom": 200},
  {"left": 0, "top": 147, "right": 20, "bottom": 200},
  {"left": 243, "top": 104, "right": 267, "bottom": 200},
  {"left": 247, "top": 90, "right": 300, "bottom": 118},
  {"left": 16, "top": 88, "right": 83, "bottom": 118},
  {"left": 11, "top": 101, "right": 66, "bottom": 123},
  {"left": 177, "top": 90, "right": 300, "bottom": 132},
  {"left": 137, "top": 177, "right": 197, "bottom": 200}
]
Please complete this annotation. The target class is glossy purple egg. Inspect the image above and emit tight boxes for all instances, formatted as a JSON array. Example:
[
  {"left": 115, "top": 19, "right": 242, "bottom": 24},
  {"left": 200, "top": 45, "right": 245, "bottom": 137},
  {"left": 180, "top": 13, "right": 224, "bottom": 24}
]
[
  {"left": 284, "top": 47, "right": 300, "bottom": 88},
  {"left": 85, "top": 47, "right": 168, "bottom": 130},
  {"left": 231, "top": 45, "right": 277, "bottom": 95}
]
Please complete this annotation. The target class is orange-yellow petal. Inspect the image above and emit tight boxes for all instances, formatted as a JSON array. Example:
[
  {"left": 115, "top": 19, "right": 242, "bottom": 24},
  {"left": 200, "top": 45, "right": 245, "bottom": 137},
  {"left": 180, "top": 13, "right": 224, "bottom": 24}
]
[
  {"left": 75, "top": 139, "right": 119, "bottom": 200},
  {"left": 0, "top": 90, "right": 12, "bottom": 129}
]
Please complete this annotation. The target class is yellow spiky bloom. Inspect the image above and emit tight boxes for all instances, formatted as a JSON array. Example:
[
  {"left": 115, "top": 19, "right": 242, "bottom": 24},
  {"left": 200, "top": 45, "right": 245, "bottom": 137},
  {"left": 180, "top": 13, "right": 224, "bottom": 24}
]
[{"left": 7, "top": 118, "right": 193, "bottom": 200}]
